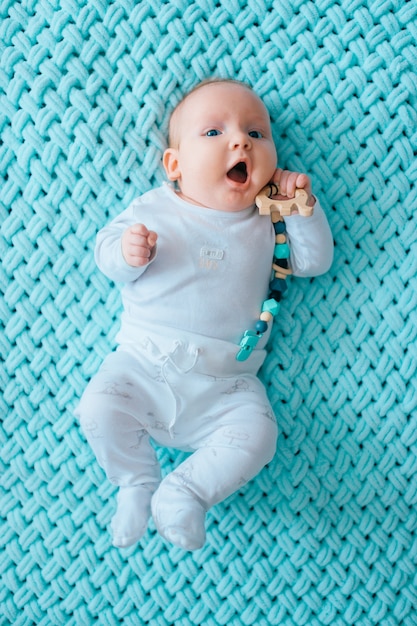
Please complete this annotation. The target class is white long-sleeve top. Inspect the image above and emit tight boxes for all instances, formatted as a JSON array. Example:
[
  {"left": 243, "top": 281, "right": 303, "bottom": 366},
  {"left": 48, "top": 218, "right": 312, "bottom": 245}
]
[{"left": 95, "top": 183, "right": 333, "bottom": 352}]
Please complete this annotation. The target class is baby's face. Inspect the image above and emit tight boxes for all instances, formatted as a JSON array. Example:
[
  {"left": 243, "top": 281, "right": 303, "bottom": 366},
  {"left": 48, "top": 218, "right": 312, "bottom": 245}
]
[{"left": 163, "top": 82, "right": 277, "bottom": 212}]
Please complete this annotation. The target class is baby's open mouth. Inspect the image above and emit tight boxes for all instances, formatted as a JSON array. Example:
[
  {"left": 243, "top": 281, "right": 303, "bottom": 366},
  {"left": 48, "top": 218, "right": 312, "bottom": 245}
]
[{"left": 227, "top": 161, "right": 248, "bottom": 184}]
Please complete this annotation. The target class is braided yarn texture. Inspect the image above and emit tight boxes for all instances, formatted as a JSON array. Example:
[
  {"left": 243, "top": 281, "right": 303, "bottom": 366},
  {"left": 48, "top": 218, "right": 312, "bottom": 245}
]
[{"left": 1, "top": 0, "right": 416, "bottom": 624}]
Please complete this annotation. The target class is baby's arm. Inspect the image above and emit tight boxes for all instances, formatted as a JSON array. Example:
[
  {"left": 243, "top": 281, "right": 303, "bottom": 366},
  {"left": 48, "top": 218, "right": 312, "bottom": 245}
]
[
  {"left": 95, "top": 203, "right": 158, "bottom": 283},
  {"left": 270, "top": 168, "right": 334, "bottom": 277},
  {"left": 285, "top": 204, "right": 334, "bottom": 277}
]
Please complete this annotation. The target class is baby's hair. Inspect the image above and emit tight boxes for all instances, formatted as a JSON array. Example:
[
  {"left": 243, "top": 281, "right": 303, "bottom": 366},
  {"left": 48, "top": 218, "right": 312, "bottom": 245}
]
[{"left": 167, "top": 78, "right": 256, "bottom": 148}]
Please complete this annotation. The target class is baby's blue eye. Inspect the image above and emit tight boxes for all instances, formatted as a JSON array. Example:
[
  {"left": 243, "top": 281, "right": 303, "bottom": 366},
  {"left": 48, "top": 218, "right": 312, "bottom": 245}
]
[
  {"left": 249, "top": 130, "right": 263, "bottom": 138},
  {"left": 206, "top": 129, "right": 221, "bottom": 136}
]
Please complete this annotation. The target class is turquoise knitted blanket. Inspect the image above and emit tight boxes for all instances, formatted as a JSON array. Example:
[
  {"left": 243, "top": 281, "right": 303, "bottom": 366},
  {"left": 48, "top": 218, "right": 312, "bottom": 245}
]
[{"left": 1, "top": 1, "right": 416, "bottom": 624}]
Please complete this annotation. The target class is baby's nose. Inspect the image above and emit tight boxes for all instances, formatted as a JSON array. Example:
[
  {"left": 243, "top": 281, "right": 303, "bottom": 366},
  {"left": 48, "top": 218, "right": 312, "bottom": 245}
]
[{"left": 230, "top": 132, "right": 251, "bottom": 149}]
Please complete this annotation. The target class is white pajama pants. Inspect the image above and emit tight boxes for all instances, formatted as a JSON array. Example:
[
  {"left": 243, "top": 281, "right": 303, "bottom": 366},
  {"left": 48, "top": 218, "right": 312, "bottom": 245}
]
[{"left": 76, "top": 336, "right": 278, "bottom": 543}]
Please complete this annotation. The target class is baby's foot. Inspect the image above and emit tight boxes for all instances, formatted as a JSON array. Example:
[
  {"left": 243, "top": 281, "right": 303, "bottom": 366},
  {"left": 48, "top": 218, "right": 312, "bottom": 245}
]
[
  {"left": 111, "top": 485, "right": 154, "bottom": 548},
  {"left": 151, "top": 482, "right": 207, "bottom": 551}
]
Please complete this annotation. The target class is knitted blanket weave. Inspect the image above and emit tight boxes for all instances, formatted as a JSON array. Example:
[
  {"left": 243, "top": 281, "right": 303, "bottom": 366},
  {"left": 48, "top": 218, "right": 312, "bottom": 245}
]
[{"left": 1, "top": 1, "right": 416, "bottom": 624}]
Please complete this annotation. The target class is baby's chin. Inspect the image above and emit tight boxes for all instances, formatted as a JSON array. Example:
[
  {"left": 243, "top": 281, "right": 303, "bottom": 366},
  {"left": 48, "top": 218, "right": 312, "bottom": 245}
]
[
  {"left": 215, "top": 191, "right": 259, "bottom": 212},
  {"left": 175, "top": 182, "right": 260, "bottom": 212}
]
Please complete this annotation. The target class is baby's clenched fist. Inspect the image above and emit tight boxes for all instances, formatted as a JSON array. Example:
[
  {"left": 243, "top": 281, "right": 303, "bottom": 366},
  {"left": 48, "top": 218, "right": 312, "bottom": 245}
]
[{"left": 122, "top": 224, "right": 158, "bottom": 267}]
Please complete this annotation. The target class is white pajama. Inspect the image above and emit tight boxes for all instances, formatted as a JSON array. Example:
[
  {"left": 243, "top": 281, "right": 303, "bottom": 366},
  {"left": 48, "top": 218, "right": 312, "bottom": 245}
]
[
  {"left": 76, "top": 184, "right": 333, "bottom": 549},
  {"left": 77, "top": 336, "right": 278, "bottom": 548}
]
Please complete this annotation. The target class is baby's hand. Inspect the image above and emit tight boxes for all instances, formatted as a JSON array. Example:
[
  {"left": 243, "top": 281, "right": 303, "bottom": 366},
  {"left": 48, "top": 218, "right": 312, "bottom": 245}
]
[
  {"left": 271, "top": 168, "right": 315, "bottom": 208},
  {"left": 122, "top": 224, "right": 157, "bottom": 267}
]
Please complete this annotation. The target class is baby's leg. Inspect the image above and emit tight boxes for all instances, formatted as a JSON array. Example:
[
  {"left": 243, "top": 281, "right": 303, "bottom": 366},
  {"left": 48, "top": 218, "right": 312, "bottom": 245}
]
[
  {"left": 76, "top": 351, "right": 162, "bottom": 547},
  {"left": 152, "top": 401, "right": 277, "bottom": 550}
]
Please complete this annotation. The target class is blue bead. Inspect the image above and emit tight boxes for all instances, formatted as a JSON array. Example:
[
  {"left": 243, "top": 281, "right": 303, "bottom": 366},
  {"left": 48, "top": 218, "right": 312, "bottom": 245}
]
[
  {"left": 270, "top": 277, "right": 288, "bottom": 293},
  {"left": 255, "top": 320, "right": 268, "bottom": 334},
  {"left": 274, "top": 221, "right": 286, "bottom": 234}
]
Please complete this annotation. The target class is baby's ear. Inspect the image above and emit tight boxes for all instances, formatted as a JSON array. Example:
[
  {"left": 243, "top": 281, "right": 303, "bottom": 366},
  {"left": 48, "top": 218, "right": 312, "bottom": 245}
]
[{"left": 163, "top": 148, "right": 181, "bottom": 181}]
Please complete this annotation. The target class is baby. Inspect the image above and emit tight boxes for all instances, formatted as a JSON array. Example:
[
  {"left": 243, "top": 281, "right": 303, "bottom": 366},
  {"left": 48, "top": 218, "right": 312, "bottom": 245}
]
[{"left": 76, "top": 79, "right": 333, "bottom": 551}]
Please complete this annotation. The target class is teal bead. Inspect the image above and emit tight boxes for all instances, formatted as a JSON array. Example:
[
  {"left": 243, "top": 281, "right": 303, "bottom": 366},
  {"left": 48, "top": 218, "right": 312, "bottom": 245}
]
[
  {"left": 274, "top": 221, "right": 286, "bottom": 234},
  {"left": 255, "top": 320, "right": 268, "bottom": 334},
  {"left": 271, "top": 277, "right": 288, "bottom": 293},
  {"left": 262, "top": 298, "right": 280, "bottom": 316},
  {"left": 274, "top": 243, "right": 290, "bottom": 259}
]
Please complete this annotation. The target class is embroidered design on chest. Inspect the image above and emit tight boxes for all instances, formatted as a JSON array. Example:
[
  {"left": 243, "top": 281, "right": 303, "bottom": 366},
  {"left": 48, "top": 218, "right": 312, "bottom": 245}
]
[{"left": 199, "top": 245, "right": 225, "bottom": 270}]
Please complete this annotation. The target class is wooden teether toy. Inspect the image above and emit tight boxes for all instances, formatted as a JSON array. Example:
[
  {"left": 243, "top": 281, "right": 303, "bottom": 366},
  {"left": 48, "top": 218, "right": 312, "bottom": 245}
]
[
  {"left": 236, "top": 183, "right": 314, "bottom": 361},
  {"left": 255, "top": 183, "right": 314, "bottom": 217}
]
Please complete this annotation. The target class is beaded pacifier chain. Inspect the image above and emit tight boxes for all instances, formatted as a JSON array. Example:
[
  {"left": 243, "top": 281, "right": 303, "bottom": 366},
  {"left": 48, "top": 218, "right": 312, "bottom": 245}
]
[{"left": 236, "top": 183, "right": 314, "bottom": 361}]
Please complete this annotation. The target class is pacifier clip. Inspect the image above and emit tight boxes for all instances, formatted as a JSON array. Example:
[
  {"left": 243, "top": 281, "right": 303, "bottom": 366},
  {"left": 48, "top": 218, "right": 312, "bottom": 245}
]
[{"left": 236, "top": 183, "right": 313, "bottom": 361}]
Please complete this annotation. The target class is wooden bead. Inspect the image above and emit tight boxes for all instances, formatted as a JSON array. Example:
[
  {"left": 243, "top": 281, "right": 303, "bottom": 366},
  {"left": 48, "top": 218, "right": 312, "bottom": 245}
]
[{"left": 273, "top": 264, "right": 292, "bottom": 276}]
